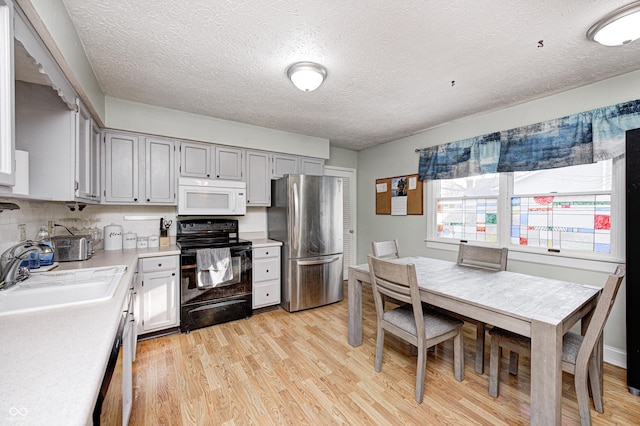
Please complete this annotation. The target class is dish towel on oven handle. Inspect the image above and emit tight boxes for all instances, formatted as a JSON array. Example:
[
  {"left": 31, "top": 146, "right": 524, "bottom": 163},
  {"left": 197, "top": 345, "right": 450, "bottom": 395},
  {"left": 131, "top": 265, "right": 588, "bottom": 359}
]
[{"left": 196, "top": 248, "right": 233, "bottom": 287}]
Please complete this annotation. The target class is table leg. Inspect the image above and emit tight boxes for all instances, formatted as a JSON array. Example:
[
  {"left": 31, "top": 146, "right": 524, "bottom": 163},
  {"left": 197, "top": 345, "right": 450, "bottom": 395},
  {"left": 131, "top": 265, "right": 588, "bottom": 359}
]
[
  {"left": 348, "top": 268, "right": 363, "bottom": 347},
  {"left": 530, "top": 318, "right": 562, "bottom": 426}
]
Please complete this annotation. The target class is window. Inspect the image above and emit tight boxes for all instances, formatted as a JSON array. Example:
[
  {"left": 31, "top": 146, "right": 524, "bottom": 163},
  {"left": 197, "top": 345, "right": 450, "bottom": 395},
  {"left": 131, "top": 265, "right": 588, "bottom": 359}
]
[
  {"left": 436, "top": 173, "right": 499, "bottom": 242},
  {"left": 428, "top": 159, "right": 622, "bottom": 261}
]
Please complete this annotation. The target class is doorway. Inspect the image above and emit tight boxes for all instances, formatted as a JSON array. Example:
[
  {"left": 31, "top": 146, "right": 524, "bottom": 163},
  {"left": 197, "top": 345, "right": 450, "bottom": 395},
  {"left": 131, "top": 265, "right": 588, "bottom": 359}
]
[{"left": 324, "top": 166, "right": 357, "bottom": 276}]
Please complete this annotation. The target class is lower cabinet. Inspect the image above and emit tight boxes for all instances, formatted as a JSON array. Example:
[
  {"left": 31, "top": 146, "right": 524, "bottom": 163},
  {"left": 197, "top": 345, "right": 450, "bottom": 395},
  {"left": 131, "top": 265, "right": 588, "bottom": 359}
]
[
  {"left": 136, "top": 255, "right": 180, "bottom": 335},
  {"left": 253, "top": 246, "right": 281, "bottom": 309}
]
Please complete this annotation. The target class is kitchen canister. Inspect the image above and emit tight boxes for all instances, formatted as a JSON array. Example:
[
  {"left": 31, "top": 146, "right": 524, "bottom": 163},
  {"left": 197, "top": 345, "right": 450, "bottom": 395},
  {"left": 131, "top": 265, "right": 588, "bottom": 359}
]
[
  {"left": 137, "top": 237, "right": 148, "bottom": 249},
  {"left": 123, "top": 232, "right": 137, "bottom": 249},
  {"left": 148, "top": 235, "right": 159, "bottom": 248},
  {"left": 103, "top": 223, "right": 123, "bottom": 250}
]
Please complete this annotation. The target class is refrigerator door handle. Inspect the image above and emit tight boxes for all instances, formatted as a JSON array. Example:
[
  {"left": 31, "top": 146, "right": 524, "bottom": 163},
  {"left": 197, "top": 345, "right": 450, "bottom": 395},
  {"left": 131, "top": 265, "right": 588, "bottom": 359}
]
[
  {"left": 292, "top": 182, "right": 299, "bottom": 251},
  {"left": 296, "top": 256, "right": 340, "bottom": 266}
]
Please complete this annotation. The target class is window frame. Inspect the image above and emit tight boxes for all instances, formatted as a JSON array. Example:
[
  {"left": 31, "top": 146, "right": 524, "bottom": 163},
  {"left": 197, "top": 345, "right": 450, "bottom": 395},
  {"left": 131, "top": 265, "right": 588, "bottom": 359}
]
[{"left": 426, "top": 156, "right": 625, "bottom": 272}]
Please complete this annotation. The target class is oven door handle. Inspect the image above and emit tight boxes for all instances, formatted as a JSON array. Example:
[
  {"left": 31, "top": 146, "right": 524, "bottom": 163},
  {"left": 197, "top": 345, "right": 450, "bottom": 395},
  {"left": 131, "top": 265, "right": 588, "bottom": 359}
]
[{"left": 296, "top": 256, "right": 340, "bottom": 266}]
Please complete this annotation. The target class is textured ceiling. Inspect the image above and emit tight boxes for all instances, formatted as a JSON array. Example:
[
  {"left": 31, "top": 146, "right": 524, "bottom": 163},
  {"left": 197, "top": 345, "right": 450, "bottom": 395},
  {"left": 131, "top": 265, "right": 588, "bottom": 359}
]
[{"left": 59, "top": 0, "right": 640, "bottom": 151}]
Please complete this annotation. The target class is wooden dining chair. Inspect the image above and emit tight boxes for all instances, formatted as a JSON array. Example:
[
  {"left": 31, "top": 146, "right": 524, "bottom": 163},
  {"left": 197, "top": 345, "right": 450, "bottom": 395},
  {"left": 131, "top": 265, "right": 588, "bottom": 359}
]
[
  {"left": 371, "top": 239, "right": 400, "bottom": 260},
  {"left": 488, "top": 265, "right": 626, "bottom": 426},
  {"left": 434, "top": 243, "right": 508, "bottom": 374},
  {"left": 367, "top": 254, "right": 464, "bottom": 403}
]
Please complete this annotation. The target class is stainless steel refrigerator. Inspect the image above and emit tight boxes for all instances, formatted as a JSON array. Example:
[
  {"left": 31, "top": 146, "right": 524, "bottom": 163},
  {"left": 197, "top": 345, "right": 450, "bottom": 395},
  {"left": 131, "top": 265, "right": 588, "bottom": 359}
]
[{"left": 267, "top": 174, "right": 344, "bottom": 312}]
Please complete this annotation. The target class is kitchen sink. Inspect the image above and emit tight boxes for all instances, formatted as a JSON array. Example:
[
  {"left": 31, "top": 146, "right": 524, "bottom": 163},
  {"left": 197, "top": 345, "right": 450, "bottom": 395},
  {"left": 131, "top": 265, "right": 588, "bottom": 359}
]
[{"left": 0, "top": 265, "right": 127, "bottom": 316}]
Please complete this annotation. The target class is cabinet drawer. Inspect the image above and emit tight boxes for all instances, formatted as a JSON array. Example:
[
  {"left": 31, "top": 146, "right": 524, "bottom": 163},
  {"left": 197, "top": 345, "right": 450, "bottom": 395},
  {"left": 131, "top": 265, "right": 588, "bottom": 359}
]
[
  {"left": 254, "top": 281, "right": 280, "bottom": 308},
  {"left": 139, "top": 256, "right": 178, "bottom": 273},
  {"left": 253, "top": 246, "right": 280, "bottom": 259},
  {"left": 253, "top": 258, "right": 280, "bottom": 282}
]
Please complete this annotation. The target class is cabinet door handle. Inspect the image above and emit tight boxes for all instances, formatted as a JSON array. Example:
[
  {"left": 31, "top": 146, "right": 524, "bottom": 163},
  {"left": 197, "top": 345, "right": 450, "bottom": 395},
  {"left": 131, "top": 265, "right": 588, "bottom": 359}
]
[
  {"left": 172, "top": 273, "right": 176, "bottom": 276},
  {"left": 134, "top": 198, "right": 138, "bottom": 202},
  {"left": 158, "top": 263, "right": 162, "bottom": 267}
]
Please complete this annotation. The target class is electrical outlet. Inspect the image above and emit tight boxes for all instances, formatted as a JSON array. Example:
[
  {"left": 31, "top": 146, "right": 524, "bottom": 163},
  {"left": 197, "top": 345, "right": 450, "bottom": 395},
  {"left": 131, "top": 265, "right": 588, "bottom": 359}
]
[{"left": 18, "top": 224, "right": 27, "bottom": 242}]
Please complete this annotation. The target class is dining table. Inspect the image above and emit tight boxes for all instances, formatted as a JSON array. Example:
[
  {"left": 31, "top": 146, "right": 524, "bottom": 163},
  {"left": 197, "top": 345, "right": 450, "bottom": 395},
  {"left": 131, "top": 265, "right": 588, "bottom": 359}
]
[{"left": 348, "top": 256, "right": 602, "bottom": 426}]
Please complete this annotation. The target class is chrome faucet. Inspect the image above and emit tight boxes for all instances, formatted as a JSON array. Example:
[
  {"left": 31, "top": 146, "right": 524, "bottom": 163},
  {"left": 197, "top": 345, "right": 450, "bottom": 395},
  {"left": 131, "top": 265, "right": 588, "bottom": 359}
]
[{"left": 0, "top": 241, "right": 54, "bottom": 290}]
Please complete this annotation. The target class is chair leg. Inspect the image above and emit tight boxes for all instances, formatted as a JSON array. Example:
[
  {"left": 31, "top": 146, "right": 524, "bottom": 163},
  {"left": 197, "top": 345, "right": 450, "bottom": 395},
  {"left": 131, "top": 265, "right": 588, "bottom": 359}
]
[
  {"left": 475, "top": 322, "right": 486, "bottom": 374},
  {"left": 453, "top": 330, "right": 464, "bottom": 382},
  {"left": 375, "top": 326, "right": 384, "bottom": 372},
  {"left": 508, "top": 351, "right": 519, "bottom": 376},
  {"left": 575, "top": 363, "right": 593, "bottom": 426},
  {"left": 588, "top": 353, "right": 604, "bottom": 413},
  {"left": 489, "top": 335, "right": 501, "bottom": 398},
  {"left": 415, "top": 344, "right": 427, "bottom": 403}
]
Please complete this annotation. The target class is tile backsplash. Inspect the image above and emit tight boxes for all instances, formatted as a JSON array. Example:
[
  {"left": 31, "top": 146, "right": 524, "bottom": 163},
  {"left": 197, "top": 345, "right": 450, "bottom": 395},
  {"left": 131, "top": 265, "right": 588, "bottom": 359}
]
[{"left": 0, "top": 199, "right": 267, "bottom": 253}]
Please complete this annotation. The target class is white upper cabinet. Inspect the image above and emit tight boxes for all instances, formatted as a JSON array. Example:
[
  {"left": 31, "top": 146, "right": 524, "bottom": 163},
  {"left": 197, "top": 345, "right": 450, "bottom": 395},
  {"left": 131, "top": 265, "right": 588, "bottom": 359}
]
[
  {"left": 271, "top": 153, "right": 299, "bottom": 179},
  {"left": 300, "top": 157, "right": 324, "bottom": 176},
  {"left": 246, "top": 150, "right": 271, "bottom": 206}
]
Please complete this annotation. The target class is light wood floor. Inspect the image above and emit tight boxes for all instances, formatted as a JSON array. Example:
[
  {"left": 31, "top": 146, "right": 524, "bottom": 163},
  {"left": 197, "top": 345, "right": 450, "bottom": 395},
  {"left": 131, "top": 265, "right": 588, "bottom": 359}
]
[{"left": 102, "top": 284, "right": 640, "bottom": 425}]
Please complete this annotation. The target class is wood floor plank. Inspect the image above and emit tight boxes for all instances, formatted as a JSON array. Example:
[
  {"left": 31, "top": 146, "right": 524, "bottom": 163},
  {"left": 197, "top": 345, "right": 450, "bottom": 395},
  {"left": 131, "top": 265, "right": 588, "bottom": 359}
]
[{"left": 102, "top": 284, "right": 640, "bottom": 425}]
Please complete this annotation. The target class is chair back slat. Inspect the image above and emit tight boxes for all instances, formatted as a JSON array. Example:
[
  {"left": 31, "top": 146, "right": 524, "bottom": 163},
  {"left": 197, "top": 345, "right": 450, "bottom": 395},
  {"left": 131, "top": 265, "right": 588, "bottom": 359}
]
[
  {"left": 372, "top": 240, "right": 400, "bottom": 260},
  {"left": 576, "top": 265, "right": 626, "bottom": 366},
  {"left": 367, "top": 254, "right": 423, "bottom": 316},
  {"left": 457, "top": 243, "right": 508, "bottom": 271}
]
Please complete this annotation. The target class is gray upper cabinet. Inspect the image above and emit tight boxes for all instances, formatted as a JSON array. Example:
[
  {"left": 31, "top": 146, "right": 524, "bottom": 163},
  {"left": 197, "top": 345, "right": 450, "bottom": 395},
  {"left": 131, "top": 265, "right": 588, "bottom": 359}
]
[
  {"left": 104, "top": 131, "right": 140, "bottom": 203},
  {"left": 180, "top": 141, "right": 244, "bottom": 181},
  {"left": 300, "top": 157, "right": 324, "bottom": 176},
  {"left": 75, "top": 100, "right": 100, "bottom": 201},
  {"left": 271, "top": 153, "right": 299, "bottom": 179},
  {"left": 215, "top": 146, "right": 244, "bottom": 180},
  {"left": 0, "top": 1, "right": 14, "bottom": 188},
  {"left": 246, "top": 150, "right": 271, "bottom": 206},
  {"left": 145, "top": 137, "right": 176, "bottom": 204},
  {"left": 180, "top": 141, "right": 210, "bottom": 178},
  {"left": 104, "top": 131, "right": 176, "bottom": 205}
]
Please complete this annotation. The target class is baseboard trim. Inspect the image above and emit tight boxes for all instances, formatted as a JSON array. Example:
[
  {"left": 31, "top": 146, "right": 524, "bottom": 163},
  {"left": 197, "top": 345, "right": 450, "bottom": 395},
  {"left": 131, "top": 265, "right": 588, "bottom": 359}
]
[{"left": 604, "top": 344, "right": 626, "bottom": 369}]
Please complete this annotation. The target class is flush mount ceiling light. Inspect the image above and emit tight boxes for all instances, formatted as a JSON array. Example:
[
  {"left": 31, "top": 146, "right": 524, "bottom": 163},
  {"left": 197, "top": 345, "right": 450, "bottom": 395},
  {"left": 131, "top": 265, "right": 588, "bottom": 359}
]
[
  {"left": 587, "top": 1, "right": 640, "bottom": 46},
  {"left": 287, "top": 62, "right": 327, "bottom": 92}
]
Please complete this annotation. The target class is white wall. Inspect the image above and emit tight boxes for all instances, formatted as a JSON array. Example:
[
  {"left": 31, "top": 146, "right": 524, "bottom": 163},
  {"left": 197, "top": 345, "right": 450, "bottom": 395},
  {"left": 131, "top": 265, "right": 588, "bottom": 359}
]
[
  {"left": 105, "top": 97, "right": 330, "bottom": 159},
  {"left": 326, "top": 146, "right": 357, "bottom": 169},
  {"left": 356, "top": 69, "right": 640, "bottom": 365}
]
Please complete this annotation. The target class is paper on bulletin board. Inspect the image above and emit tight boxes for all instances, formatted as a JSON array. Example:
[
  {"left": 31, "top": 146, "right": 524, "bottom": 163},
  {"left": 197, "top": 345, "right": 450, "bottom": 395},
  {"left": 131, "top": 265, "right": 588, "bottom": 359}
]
[
  {"left": 408, "top": 176, "right": 417, "bottom": 190},
  {"left": 391, "top": 177, "right": 408, "bottom": 215},
  {"left": 376, "top": 183, "right": 388, "bottom": 193}
]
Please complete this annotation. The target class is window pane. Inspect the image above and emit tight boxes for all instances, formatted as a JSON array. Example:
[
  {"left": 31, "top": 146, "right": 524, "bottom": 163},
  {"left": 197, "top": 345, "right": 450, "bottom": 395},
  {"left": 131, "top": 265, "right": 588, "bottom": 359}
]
[
  {"left": 511, "top": 194, "right": 611, "bottom": 253},
  {"left": 437, "top": 198, "right": 498, "bottom": 242},
  {"left": 440, "top": 173, "right": 500, "bottom": 197},
  {"left": 513, "top": 160, "right": 612, "bottom": 194}
]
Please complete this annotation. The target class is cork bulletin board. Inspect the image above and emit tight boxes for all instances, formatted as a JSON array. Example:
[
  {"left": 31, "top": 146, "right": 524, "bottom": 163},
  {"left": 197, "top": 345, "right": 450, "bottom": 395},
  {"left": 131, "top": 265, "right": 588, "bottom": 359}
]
[{"left": 375, "top": 174, "right": 423, "bottom": 215}]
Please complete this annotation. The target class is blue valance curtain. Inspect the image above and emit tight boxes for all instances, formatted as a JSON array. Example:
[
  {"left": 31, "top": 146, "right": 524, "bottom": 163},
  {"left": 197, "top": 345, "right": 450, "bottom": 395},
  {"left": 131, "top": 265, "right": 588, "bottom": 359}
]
[{"left": 418, "top": 99, "right": 640, "bottom": 180}]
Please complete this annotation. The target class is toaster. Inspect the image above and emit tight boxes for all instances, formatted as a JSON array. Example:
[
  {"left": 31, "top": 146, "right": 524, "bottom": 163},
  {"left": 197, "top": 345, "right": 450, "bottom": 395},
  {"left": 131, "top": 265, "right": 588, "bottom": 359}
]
[{"left": 51, "top": 235, "right": 93, "bottom": 262}]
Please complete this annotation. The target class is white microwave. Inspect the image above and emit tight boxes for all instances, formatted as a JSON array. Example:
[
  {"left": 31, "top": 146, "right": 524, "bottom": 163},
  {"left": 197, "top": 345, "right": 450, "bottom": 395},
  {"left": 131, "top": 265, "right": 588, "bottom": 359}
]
[{"left": 178, "top": 178, "right": 247, "bottom": 215}]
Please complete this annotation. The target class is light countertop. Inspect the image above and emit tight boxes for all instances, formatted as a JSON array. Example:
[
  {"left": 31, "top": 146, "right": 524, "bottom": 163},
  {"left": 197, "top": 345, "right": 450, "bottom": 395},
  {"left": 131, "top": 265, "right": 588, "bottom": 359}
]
[
  {"left": 0, "top": 246, "right": 179, "bottom": 425},
  {"left": 249, "top": 238, "right": 282, "bottom": 248}
]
